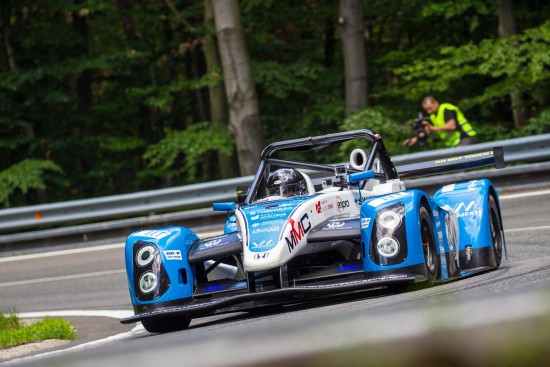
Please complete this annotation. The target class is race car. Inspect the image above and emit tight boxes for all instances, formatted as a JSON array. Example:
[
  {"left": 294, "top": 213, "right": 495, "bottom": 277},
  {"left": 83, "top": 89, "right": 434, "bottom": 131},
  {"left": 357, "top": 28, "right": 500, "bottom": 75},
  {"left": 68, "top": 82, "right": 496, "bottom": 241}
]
[{"left": 121, "top": 129, "right": 506, "bottom": 333}]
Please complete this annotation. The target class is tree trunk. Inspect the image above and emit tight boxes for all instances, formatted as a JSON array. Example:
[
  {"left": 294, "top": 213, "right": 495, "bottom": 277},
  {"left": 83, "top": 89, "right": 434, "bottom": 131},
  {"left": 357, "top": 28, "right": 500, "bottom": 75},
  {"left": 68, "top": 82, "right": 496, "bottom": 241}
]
[
  {"left": 204, "top": 0, "right": 239, "bottom": 178},
  {"left": 340, "top": 0, "right": 369, "bottom": 116},
  {"left": 497, "top": 0, "right": 526, "bottom": 129},
  {"left": 211, "top": 0, "right": 263, "bottom": 176},
  {"left": 1, "top": 1, "right": 18, "bottom": 72}
]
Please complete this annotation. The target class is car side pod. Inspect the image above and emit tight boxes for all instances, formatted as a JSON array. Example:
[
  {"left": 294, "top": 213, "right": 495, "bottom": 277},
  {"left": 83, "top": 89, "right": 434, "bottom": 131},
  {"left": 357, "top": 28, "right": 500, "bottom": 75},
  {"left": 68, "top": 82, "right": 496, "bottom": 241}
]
[{"left": 125, "top": 227, "right": 198, "bottom": 312}]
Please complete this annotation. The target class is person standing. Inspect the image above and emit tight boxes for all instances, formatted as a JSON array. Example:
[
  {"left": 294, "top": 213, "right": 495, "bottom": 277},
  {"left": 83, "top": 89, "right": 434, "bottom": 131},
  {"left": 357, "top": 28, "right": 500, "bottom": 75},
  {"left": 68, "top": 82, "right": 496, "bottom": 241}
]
[{"left": 404, "top": 96, "right": 478, "bottom": 147}]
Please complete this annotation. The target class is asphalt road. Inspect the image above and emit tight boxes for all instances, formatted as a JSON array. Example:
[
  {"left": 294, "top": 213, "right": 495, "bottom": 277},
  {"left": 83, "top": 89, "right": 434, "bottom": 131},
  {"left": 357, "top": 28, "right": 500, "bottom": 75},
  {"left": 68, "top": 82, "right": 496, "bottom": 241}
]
[{"left": 2, "top": 189, "right": 550, "bottom": 366}]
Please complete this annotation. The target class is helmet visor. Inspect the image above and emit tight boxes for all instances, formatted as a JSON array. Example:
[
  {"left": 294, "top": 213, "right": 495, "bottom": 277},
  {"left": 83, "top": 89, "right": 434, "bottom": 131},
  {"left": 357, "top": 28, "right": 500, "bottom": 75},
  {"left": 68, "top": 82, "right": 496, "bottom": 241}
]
[{"left": 266, "top": 183, "right": 303, "bottom": 197}]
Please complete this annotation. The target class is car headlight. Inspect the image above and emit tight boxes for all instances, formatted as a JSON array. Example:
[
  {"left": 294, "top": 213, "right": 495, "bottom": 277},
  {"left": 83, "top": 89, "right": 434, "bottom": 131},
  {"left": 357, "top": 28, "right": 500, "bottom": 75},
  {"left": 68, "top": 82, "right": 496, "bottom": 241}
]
[
  {"left": 139, "top": 271, "right": 158, "bottom": 294},
  {"left": 376, "top": 236, "right": 400, "bottom": 257},
  {"left": 136, "top": 245, "right": 157, "bottom": 267},
  {"left": 378, "top": 210, "right": 401, "bottom": 229}
]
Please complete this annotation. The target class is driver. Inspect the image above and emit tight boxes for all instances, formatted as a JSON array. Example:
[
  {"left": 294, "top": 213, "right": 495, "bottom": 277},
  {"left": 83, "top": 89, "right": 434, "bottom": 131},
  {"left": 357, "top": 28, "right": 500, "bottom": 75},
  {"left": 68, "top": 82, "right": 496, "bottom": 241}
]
[{"left": 265, "top": 169, "right": 307, "bottom": 198}]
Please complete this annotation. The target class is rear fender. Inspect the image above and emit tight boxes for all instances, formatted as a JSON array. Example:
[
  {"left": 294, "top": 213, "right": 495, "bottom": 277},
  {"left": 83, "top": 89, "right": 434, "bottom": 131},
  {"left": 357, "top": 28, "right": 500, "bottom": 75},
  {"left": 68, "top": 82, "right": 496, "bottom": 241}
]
[
  {"left": 125, "top": 227, "right": 198, "bottom": 307},
  {"left": 433, "top": 179, "right": 499, "bottom": 270},
  {"left": 433, "top": 179, "right": 494, "bottom": 251}
]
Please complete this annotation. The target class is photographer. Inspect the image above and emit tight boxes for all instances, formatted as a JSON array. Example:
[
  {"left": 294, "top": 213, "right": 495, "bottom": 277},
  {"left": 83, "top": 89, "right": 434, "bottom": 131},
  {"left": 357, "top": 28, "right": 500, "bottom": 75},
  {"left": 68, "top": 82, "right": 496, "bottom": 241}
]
[{"left": 403, "top": 96, "right": 478, "bottom": 148}]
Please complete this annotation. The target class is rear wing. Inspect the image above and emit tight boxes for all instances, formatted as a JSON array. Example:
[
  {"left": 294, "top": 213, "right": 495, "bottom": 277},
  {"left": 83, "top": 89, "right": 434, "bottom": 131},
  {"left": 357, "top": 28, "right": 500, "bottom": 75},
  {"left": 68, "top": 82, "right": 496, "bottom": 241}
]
[{"left": 396, "top": 147, "right": 505, "bottom": 179}]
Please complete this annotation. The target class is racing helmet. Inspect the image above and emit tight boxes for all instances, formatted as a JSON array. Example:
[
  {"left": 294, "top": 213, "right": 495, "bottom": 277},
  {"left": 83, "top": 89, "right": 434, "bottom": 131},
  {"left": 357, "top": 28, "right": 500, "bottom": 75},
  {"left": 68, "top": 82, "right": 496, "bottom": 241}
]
[{"left": 266, "top": 169, "right": 307, "bottom": 197}]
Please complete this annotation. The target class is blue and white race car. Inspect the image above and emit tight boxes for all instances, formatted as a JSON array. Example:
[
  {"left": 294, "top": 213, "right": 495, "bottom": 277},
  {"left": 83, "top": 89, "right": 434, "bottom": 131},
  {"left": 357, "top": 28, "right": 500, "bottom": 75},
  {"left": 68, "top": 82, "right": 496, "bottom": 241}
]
[{"left": 121, "top": 129, "right": 506, "bottom": 332}]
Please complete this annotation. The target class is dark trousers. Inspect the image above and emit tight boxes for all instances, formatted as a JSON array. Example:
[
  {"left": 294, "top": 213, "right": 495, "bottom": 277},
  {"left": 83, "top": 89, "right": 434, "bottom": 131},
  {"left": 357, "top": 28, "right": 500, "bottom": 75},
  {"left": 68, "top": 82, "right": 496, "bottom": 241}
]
[{"left": 458, "top": 136, "right": 477, "bottom": 146}]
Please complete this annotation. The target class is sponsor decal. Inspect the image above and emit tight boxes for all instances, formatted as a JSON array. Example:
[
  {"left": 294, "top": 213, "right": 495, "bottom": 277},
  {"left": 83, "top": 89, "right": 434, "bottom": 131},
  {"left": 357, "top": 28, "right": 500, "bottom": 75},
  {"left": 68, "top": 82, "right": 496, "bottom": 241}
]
[
  {"left": 336, "top": 196, "right": 350, "bottom": 212},
  {"left": 252, "top": 226, "right": 280, "bottom": 234},
  {"left": 434, "top": 151, "right": 490, "bottom": 165},
  {"left": 251, "top": 239, "right": 274, "bottom": 249},
  {"left": 259, "top": 212, "right": 287, "bottom": 220},
  {"left": 254, "top": 252, "right": 270, "bottom": 260},
  {"left": 203, "top": 238, "right": 223, "bottom": 249},
  {"left": 134, "top": 230, "right": 172, "bottom": 239},
  {"left": 316, "top": 199, "right": 334, "bottom": 214},
  {"left": 368, "top": 192, "right": 409, "bottom": 207},
  {"left": 361, "top": 217, "right": 371, "bottom": 229},
  {"left": 453, "top": 200, "right": 481, "bottom": 217},
  {"left": 285, "top": 213, "right": 312, "bottom": 253},
  {"left": 327, "top": 221, "right": 346, "bottom": 229},
  {"left": 467, "top": 180, "right": 478, "bottom": 191},
  {"left": 441, "top": 184, "right": 455, "bottom": 193},
  {"left": 163, "top": 250, "right": 182, "bottom": 261}
]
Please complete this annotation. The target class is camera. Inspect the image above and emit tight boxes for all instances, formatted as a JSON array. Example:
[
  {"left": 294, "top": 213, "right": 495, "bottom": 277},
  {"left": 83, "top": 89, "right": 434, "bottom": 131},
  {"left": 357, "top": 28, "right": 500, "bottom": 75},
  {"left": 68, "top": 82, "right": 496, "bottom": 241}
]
[
  {"left": 334, "top": 165, "right": 347, "bottom": 178},
  {"left": 412, "top": 112, "right": 430, "bottom": 147}
]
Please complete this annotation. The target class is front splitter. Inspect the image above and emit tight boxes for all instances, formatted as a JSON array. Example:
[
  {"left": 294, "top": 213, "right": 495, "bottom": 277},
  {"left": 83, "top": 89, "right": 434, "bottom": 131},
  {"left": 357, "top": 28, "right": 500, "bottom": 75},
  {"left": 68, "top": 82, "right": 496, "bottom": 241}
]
[{"left": 121, "top": 274, "right": 416, "bottom": 324}]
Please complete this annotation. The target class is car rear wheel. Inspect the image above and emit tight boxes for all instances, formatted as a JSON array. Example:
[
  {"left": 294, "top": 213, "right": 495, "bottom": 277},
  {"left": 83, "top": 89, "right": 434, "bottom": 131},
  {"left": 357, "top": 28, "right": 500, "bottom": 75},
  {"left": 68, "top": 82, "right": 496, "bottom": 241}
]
[
  {"left": 141, "top": 316, "right": 191, "bottom": 333},
  {"left": 420, "top": 205, "right": 438, "bottom": 285},
  {"left": 488, "top": 194, "right": 504, "bottom": 268}
]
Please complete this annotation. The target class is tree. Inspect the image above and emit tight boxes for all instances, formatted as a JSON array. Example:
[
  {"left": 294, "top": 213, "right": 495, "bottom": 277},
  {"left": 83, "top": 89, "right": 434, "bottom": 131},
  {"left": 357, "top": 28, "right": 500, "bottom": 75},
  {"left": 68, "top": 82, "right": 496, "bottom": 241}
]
[
  {"left": 211, "top": 0, "right": 263, "bottom": 176},
  {"left": 339, "top": 0, "right": 368, "bottom": 115},
  {"left": 204, "top": 0, "right": 239, "bottom": 178},
  {"left": 497, "top": 0, "right": 526, "bottom": 129}
]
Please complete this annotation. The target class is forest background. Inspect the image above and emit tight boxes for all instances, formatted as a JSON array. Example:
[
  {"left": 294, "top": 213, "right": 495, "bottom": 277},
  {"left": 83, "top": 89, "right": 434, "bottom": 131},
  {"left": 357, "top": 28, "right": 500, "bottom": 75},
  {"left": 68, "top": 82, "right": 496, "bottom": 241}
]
[{"left": 0, "top": 0, "right": 548, "bottom": 208}]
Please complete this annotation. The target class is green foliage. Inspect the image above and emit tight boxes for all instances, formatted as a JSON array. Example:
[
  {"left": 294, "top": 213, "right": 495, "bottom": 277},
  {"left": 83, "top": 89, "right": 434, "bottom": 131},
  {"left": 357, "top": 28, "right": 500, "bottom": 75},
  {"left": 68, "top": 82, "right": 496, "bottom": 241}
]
[
  {"left": 0, "top": 160, "right": 63, "bottom": 208},
  {"left": 0, "top": 309, "right": 20, "bottom": 330},
  {"left": 0, "top": 311, "right": 76, "bottom": 348},
  {"left": 0, "top": 0, "right": 548, "bottom": 207},
  {"left": 144, "top": 122, "right": 234, "bottom": 181},
  {"left": 339, "top": 108, "right": 412, "bottom": 156},
  {"left": 390, "top": 21, "right": 550, "bottom": 110},
  {"left": 512, "top": 108, "right": 550, "bottom": 137}
]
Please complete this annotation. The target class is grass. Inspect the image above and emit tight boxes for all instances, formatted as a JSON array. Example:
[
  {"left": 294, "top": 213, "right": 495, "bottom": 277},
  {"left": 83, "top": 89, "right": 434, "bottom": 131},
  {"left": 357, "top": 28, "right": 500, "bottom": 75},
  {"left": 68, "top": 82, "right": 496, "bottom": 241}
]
[{"left": 0, "top": 310, "right": 76, "bottom": 348}]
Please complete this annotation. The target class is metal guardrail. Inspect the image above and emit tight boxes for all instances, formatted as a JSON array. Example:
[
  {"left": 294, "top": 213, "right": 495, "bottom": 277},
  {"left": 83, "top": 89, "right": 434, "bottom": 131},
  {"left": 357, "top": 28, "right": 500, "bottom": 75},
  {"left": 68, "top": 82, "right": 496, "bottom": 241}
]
[
  {"left": 1, "top": 133, "right": 549, "bottom": 248},
  {"left": 390, "top": 133, "right": 550, "bottom": 165}
]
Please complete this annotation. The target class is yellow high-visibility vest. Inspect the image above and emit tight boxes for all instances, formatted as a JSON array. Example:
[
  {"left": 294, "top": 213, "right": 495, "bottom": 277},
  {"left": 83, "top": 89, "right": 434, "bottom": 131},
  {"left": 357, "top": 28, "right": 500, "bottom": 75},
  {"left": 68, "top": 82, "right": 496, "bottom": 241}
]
[{"left": 429, "top": 103, "right": 477, "bottom": 147}]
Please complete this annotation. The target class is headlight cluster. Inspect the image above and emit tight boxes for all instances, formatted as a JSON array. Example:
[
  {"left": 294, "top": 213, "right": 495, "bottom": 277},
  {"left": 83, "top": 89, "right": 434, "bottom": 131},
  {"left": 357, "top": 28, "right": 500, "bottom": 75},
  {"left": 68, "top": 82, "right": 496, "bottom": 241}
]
[
  {"left": 139, "top": 272, "right": 158, "bottom": 294},
  {"left": 132, "top": 241, "right": 170, "bottom": 301},
  {"left": 370, "top": 202, "right": 408, "bottom": 266},
  {"left": 376, "top": 236, "right": 400, "bottom": 258}
]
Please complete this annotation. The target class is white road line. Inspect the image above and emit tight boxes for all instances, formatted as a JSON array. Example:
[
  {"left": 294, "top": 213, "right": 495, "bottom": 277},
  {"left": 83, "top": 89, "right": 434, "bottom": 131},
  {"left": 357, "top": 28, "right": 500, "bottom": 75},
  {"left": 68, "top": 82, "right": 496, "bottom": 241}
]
[
  {"left": 3, "top": 310, "right": 143, "bottom": 366},
  {"left": 500, "top": 189, "right": 550, "bottom": 200},
  {"left": 0, "top": 231, "right": 221, "bottom": 263},
  {"left": 505, "top": 225, "right": 550, "bottom": 233},
  {"left": 0, "top": 269, "right": 125, "bottom": 288},
  {"left": 0, "top": 243, "right": 124, "bottom": 263},
  {"left": 15, "top": 309, "right": 134, "bottom": 319}
]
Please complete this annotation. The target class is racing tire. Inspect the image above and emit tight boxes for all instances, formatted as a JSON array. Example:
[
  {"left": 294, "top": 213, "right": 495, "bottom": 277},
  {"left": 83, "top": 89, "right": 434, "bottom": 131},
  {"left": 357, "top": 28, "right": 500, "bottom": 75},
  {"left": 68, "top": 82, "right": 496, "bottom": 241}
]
[
  {"left": 420, "top": 205, "right": 439, "bottom": 285},
  {"left": 141, "top": 316, "right": 191, "bottom": 333},
  {"left": 488, "top": 194, "right": 504, "bottom": 269}
]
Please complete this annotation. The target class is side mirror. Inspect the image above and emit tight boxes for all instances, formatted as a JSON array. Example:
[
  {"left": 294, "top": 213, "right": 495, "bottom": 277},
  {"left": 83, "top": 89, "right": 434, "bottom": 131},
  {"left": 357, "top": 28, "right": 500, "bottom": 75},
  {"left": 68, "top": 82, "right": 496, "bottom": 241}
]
[
  {"left": 236, "top": 186, "right": 249, "bottom": 205},
  {"left": 213, "top": 202, "right": 236, "bottom": 212},
  {"left": 348, "top": 170, "right": 375, "bottom": 184}
]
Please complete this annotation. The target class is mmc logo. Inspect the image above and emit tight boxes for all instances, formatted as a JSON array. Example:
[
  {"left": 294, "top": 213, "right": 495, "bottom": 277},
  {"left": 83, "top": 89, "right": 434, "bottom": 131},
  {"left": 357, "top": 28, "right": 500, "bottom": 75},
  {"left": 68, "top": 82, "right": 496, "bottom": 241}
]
[{"left": 285, "top": 213, "right": 312, "bottom": 253}]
